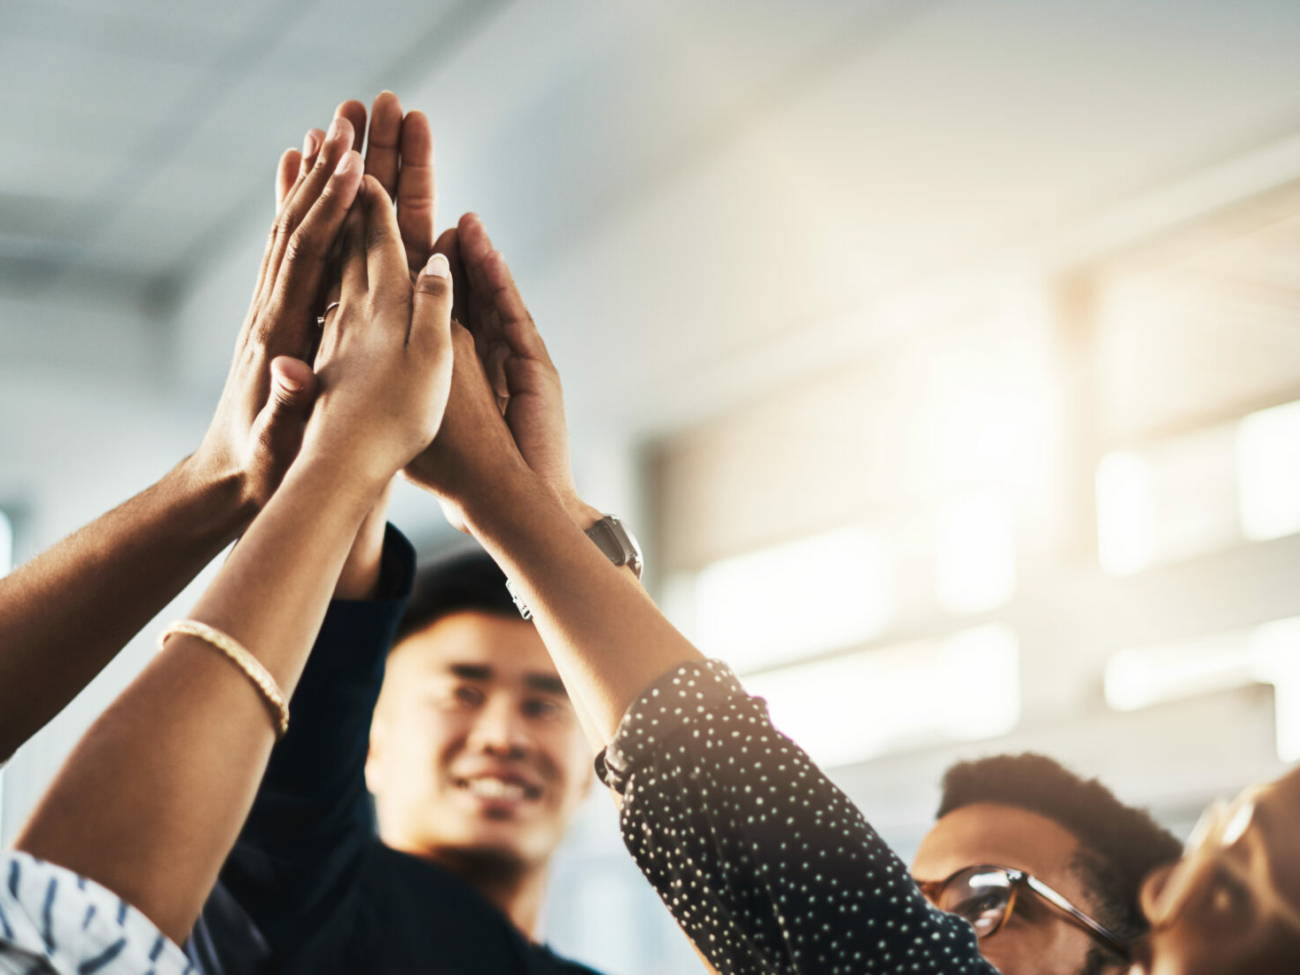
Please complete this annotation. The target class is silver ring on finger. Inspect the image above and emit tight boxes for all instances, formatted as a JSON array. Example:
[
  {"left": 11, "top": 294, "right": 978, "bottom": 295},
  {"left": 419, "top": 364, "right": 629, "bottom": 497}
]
[{"left": 316, "top": 301, "right": 341, "bottom": 327}]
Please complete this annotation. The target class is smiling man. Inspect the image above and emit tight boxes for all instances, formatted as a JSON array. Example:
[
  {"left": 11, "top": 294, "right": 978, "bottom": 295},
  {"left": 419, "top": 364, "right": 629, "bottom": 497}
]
[
  {"left": 192, "top": 543, "right": 602, "bottom": 975},
  {"left": 366, "top": 550, "right": 596, "bottom": 944}
]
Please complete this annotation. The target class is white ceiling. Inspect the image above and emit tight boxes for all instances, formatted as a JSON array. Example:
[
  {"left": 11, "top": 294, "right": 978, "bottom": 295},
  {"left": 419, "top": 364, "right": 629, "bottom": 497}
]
[{"left": 4, "top": 0, "right": 1300, "bottom": 443}]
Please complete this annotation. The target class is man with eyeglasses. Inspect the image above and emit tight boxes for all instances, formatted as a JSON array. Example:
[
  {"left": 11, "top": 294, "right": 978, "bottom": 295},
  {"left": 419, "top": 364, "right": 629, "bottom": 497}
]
[{"left": 911, "top": 754, "right": 1182, "bottom": 975}]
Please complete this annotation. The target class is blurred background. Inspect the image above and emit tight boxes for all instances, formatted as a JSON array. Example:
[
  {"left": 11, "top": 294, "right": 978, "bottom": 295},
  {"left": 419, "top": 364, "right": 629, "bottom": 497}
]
[{"left": 4, "top": 0, "right": 1300, "bottom": 971}]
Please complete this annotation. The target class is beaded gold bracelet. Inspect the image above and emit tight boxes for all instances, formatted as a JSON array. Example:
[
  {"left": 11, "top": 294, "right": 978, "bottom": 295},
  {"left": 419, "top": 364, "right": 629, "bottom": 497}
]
[{"left": 159, "top": 620, "right": 290, "bottom": 738}]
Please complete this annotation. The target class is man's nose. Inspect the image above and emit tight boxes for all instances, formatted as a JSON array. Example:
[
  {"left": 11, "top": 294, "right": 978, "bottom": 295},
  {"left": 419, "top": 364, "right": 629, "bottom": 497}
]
[{"left": 467, "top": 696, "right": 530, "bottom": 759}]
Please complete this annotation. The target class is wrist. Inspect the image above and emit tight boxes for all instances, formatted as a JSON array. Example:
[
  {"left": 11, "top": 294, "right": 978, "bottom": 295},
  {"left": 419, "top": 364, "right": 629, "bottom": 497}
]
[
  {"left": 171, "top": 453, "right": 258, "bottom": 542},
  {"left": 459, "top": 460, "right": 555, "bottom": 538},
  {"left": 292, "top": 441, "right": 395, "bottom": 507},
  {"left": 559, "top": 492, "right": 603, "bottom": 531}
]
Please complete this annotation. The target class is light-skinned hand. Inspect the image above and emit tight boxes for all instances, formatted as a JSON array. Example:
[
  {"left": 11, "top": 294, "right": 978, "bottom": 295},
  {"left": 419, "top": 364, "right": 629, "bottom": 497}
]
[{"left": 301, "top": 177, "right": 454, "bottom": 490}]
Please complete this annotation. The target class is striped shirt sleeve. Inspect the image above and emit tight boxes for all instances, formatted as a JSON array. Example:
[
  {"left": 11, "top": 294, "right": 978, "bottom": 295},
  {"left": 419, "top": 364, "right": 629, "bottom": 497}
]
[{"left": 0, "top": 851, "right": 192, "bottom": 975}]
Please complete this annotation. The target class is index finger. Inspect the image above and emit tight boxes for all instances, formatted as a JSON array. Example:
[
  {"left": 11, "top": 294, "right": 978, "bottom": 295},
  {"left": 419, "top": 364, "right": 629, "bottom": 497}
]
[{"left": 395, "top": 110, "right": 435, "bottom": 271}]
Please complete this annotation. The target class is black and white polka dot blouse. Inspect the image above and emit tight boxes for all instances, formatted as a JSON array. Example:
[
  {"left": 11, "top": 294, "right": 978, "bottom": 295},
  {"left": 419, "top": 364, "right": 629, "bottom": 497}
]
[{"left": 596, "top": 659, "right": 998, "bottom": 975}]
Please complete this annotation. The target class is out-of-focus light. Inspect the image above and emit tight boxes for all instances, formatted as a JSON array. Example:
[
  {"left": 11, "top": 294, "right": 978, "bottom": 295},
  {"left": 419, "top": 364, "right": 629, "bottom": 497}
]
[
  {"left": 1248, "top": 618, "right": 1300, "bottom": 763},
  {"left": 1096, "top": 451, "right": 1157, "bottom": 575},
  {"left": 1104, "top": 617, "right": 1300, "bottom": 762},
  {"left": 0, "top": 509, "right": 10, "bottom": 575},
  {"left": 1237, "top": 399, "right": 1300, "bottom": 542},
  {"left": 743, "top": 624, "right": 1020, "bottom": 768},
  {"left": 1104, "top": 630, "right": 1255, "bottom": 712},
  {"left": 935, "top": 491, "right": 1016, "bottom": 615},
  {"left": 694, "top": 526, "right": 894, "bottom": 674}
]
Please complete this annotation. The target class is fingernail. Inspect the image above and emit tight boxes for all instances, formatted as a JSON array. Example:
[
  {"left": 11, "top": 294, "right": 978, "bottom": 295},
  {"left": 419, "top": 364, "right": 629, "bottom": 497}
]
[
  {"left": 277, "top": 374, "right": 303, "bottom": 394},
  {"left": 303, "top": 130, "right": 319, "bottom": 156},
  {"left": 327, "top": 118, "right": 344, "bottom": 142},
  {"left": 335, "top": 150, "right": 357, "bottom": 175},
  {"left": 424, "top": 253, "right": 450, "bottom": 278}
]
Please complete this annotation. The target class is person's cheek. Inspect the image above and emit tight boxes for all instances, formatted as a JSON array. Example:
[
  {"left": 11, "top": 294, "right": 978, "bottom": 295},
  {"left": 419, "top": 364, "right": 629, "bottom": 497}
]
[{"left": 422, "top": 707, "right": 470, "bottom": 796}]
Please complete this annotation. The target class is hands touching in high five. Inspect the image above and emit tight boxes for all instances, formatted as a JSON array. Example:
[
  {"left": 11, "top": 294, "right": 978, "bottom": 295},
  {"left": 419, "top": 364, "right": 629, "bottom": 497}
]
[
  {"left": 308, "top": 94, "right": 599, "bottom": 540},
  {"left": 15, "top": 113, "right": 454, "bottom": 945},
  {"left": 191, "top": 115, "right": 362, "bottom": 515},
  {"left": 407, "top": 214, "right": 601, "bottom": 533},
  {"left": 0, "top": 108, "right": 373, "bottom": 761}
]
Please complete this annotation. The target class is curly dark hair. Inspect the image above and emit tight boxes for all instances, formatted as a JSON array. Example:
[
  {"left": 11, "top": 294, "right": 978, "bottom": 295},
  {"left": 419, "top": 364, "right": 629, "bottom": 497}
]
[{"left": 937, "top": 752, "right": 1182, "bottom": 957}]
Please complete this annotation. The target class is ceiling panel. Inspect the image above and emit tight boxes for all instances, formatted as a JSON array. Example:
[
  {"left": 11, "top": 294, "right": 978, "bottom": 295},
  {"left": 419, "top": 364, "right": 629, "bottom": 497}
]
[
  {"left": 0, "top": 35, "right": 211, "bottom": 124},
  {"left": 5, "top": 0, "right": 279, "bottom": 46},
  {"left": 1094, "top": 205, "right": 1300, "bottom": 445},
  {"left": 273, "top": 0, "right": 467, "bottom": 62}
]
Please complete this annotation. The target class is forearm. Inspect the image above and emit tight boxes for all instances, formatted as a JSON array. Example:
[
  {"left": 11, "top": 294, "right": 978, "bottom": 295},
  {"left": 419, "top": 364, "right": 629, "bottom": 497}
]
[
  {"left": 463, "top": 462, "right": 703, "bottom": 742},
  {"left": 221, "top": 525, "right": 415, "bottom": 950},
  {"left": 0, "top": 456, "right": 249, "bottom": 761},
  {"left": 15, "top": 457, "right": 382, "bottom": 944},
  {"left": 333, "top": 479, "right": 394, "bottom": 599}
]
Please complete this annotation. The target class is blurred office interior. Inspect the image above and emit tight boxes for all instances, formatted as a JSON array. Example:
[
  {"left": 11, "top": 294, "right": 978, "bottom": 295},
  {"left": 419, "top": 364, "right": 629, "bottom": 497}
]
[{"left": 4, "top": 1, "right": 1300, "bottom": 971}]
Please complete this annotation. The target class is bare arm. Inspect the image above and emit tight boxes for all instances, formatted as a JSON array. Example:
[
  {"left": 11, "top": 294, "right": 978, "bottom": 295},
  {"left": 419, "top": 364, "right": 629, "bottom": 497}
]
[
  {"left": 16, "top": 168, "right": 455, "bottom": 945},
  {"left": 15, "top": 456, "right": 379, "bottom": 942},
  {"left": 464, "top": 462, "right": 701, "bottom": 741},
  {"left": 0, "top": 117, "right": 387, "bottom": 764},
  {"left": 406, "top": 319, "right": 700, "bottom": 743},
  {"left": 0, "top": 461, "right": 245, "bottom": 763},
  {"left": 410, "top": 219, "right": 660, "bottom": 738}
]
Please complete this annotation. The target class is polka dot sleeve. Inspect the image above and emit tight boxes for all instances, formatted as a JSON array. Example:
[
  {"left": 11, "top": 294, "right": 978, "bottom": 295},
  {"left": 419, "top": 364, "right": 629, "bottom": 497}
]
[{"left": 596, "top": 659, "right": 997, "bottom": 975}]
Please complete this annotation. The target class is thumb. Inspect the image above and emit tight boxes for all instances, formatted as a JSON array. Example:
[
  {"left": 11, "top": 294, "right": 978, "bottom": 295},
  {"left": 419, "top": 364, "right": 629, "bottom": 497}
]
[
  {"left": 411, "top": 253, "right": 454, "bottom": 356},
  {"left": 250, "top": 356, "right": 317, "bottom": 468},
  {"left": 266, "top": 355, "right": 317, "bottom": 415}
]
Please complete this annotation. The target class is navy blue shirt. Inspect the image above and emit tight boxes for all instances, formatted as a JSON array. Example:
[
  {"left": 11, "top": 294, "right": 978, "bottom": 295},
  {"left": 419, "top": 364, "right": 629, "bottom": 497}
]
[{"left": 189, "top": 527, "right": 600, "bottom": 975}]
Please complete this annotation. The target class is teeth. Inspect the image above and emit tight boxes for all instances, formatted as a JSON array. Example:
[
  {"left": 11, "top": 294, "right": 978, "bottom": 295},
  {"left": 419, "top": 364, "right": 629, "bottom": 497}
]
[{"left": 465, "top": 777, "right": 528, "bottom": 801}]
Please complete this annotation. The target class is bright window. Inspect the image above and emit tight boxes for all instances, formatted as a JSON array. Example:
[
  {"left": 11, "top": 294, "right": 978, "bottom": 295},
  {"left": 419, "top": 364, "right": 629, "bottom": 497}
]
[
  {"left": 935, "top": 491, "right": 1016, "bottom": 614},
  {"left": 742, "top": 624, "right": 1020, "bottom": 768},
  {"left": 691, "top": 526, "right": 895, "bottom": 674},
  {"left": 1105, "top": 616, "right": 1300, "bottom": 762},
  {"left": 1096, "top": 424, "right": 1239, "bottom": 576},
  {"left": 1237, "top": 399, "right": 1300, "bottom": 542}
]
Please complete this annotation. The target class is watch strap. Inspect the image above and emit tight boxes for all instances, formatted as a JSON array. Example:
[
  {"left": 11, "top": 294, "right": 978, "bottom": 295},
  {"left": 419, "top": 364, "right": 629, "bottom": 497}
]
[{"left": 505, "top": 515, "right": 643, "bottom": 619}]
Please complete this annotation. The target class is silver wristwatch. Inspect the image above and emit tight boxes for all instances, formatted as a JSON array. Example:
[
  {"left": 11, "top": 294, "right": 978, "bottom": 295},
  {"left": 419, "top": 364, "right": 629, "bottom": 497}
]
[{"left": 506, "top": 515, "right": 643, "bottom": 620}]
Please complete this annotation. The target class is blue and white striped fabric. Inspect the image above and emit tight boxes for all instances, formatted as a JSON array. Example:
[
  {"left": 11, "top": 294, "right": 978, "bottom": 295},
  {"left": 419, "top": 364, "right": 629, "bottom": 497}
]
[{"left": 0, "top": 851, "right": 191, "bottom": 975}]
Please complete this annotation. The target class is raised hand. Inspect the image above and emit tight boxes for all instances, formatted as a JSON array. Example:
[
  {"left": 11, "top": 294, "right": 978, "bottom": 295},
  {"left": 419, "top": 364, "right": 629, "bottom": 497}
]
[
  {"left": 403, "top": 320, "right": 528, "bottom": 533},
  {"left": 435, "top": 214, "right": 597, "bottom": 524},
  {"left": 192, "top": 117, "right": 363, "bottom": 515},
  {"left": 301, "top": 94, "right": 440, "bottom": 597},
  {"left": 11, "top": 182, "right": 453, "bottom": 949},
  {"left": 277, "top": 93, "right": 435, "bottom": 277},
  {"left": 302, "top": 177, "right": 454, "bottom": 489}
]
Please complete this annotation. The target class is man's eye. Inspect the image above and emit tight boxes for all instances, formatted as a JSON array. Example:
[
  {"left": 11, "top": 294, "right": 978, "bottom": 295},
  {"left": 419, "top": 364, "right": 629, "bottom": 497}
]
[
  {"left": 523, "top": 698, "right": 565, "bottom": 720},
  {"left": 450, "top": 685, "right": 484, "bottom": 707}
]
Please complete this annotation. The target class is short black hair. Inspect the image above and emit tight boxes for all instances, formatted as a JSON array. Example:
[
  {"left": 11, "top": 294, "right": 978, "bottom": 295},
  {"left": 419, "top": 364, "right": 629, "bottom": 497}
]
[
  {"left": 937, "top": 753, "right": 1182, "bottom": 946},
  {"left": 395, "top": 547, "right": 522, "bottom": 644}
]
